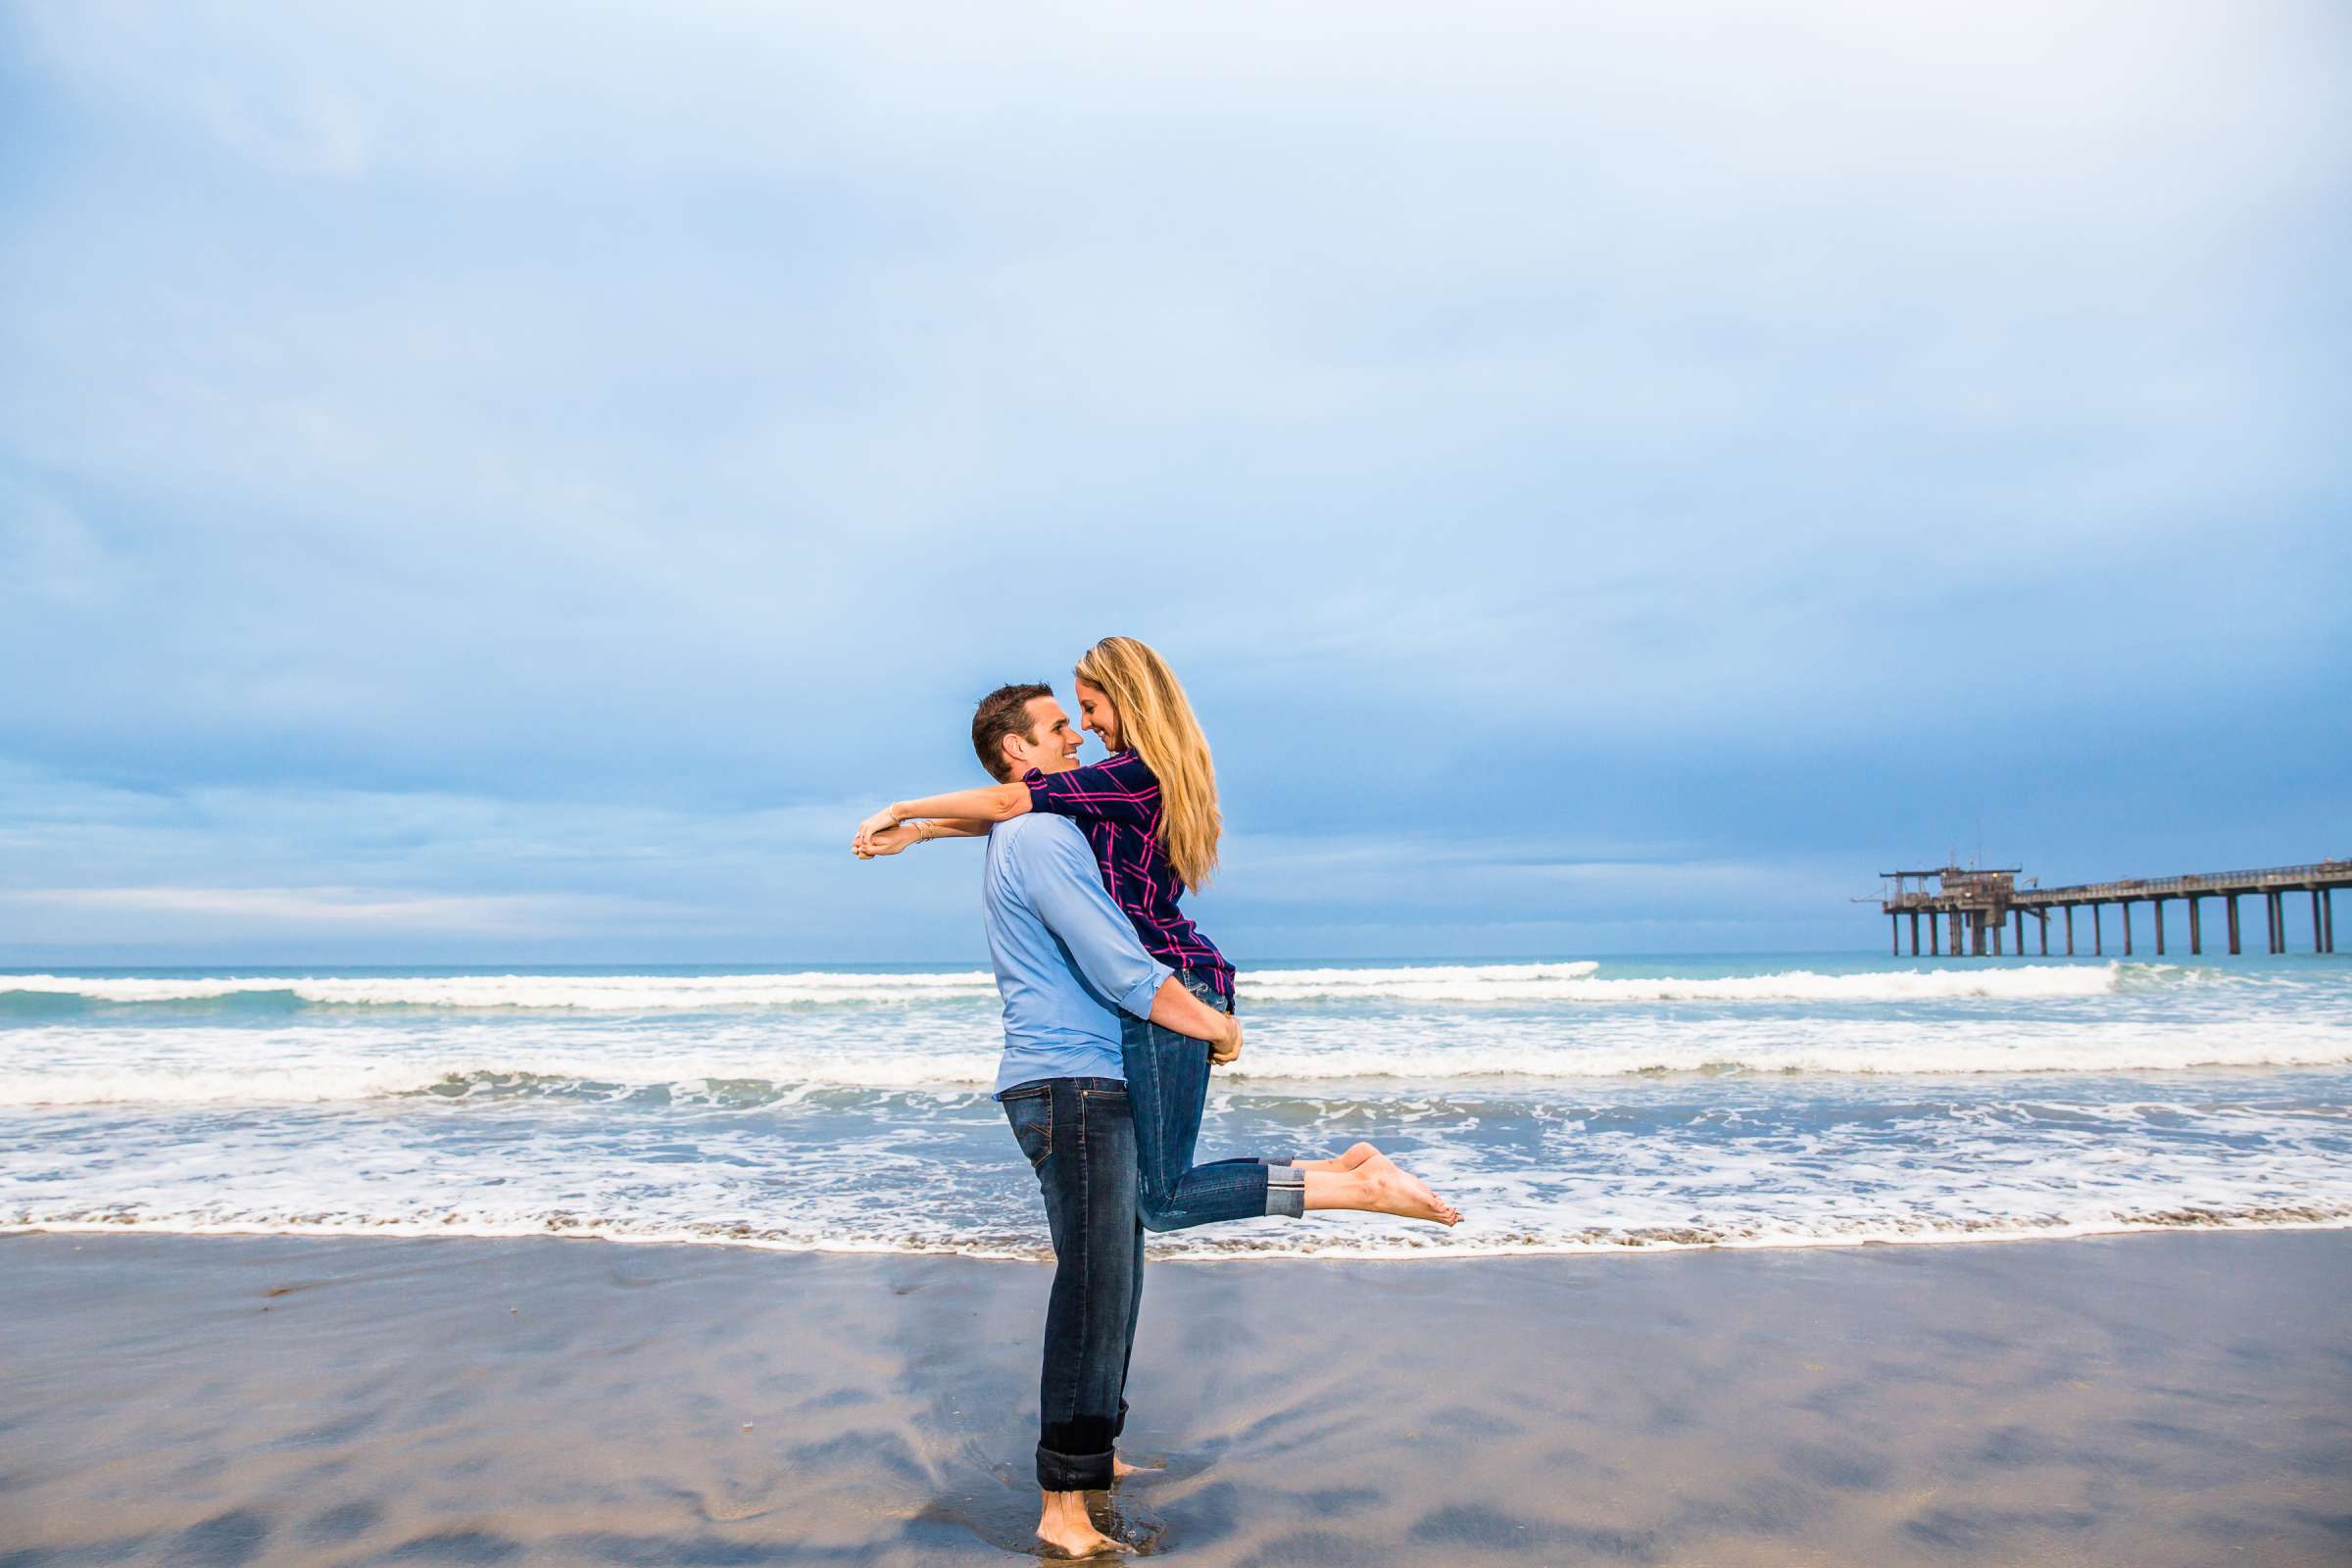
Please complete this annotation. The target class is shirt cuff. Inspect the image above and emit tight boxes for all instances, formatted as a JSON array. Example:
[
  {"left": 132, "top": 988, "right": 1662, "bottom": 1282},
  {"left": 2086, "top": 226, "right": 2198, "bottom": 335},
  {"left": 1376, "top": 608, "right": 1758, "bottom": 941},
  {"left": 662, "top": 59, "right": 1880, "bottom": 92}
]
[{"left": 1118, "top": 961, "right": 1175, "bottom": 1021}]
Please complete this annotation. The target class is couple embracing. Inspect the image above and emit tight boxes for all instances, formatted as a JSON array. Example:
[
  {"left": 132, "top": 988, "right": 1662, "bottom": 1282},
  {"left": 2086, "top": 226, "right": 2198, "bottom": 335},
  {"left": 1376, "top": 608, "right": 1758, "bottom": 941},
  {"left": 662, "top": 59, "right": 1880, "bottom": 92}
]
[{"left": 853, "top": 636, "right": 1458, "bottom": 1557}]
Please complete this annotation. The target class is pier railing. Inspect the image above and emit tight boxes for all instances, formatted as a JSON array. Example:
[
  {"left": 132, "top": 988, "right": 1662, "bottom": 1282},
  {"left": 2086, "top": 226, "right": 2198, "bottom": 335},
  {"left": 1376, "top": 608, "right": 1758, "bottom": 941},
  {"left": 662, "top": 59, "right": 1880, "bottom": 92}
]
[{"left": 2014, "top": 861, "right": 2348, "bottom": 905}]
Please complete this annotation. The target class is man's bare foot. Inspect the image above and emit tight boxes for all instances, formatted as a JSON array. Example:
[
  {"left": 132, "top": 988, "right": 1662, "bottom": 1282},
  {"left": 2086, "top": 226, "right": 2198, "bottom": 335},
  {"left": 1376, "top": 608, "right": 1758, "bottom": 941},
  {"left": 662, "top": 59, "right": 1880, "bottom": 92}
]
[
  {"left": 1111, "top": 1455, "right": 1160, "bottom": 1480},
  {"left": 1037, "top": 1490, "right": 1120, "bottom": 1557}
]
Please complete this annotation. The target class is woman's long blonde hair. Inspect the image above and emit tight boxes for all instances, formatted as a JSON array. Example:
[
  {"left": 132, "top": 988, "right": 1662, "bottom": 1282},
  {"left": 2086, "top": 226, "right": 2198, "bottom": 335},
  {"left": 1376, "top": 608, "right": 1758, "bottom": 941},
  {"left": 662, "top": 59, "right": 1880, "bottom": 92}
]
[{"left": 1074, "top": 636, "right": 1221, "bottom": 892}]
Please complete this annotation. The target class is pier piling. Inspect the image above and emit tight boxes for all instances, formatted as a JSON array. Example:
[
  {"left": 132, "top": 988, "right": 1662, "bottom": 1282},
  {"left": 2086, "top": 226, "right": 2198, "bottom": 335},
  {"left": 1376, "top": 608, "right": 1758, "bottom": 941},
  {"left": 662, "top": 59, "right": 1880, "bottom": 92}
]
[
  {"left": 2154, "top": 899, "right": 2166, "bottom": 956},
  {"left": 2065, "top": 905, "right": 2075, "bottom": 956},
  {"left": 2123, "top": 901, "right": 2134, "bottom": 956},
  {"left": 2188, "top": 896, "right": 2202, "bottom": 956},
  {"left": 2229, "top": 896, "right": 2241, "bottom": 956}
]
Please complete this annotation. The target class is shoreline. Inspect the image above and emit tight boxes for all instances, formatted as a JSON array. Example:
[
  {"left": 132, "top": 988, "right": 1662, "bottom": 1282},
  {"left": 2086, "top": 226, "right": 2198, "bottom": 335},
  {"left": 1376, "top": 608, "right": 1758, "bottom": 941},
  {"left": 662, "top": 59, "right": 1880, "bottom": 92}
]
[
  {"left": 7, "top": 1228, "right": 2347, "bottom": 1565},
  {"left": 9, "top": 1207, "right": 2350, "bottom": 1264}
]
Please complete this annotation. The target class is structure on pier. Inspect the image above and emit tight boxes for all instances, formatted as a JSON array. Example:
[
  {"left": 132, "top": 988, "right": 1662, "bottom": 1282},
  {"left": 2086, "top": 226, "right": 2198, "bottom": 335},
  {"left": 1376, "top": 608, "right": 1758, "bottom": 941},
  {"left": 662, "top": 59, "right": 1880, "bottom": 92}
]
[{"left": 1878, "top": 861, "right": 2345, "bottom": 957}]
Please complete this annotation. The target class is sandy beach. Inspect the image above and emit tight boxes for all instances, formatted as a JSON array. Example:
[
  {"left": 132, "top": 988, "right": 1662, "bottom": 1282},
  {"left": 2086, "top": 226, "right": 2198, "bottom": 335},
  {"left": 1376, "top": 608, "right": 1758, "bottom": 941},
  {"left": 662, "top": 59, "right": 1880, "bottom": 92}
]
[{"left": 3, "top": 1229, "right": 2345, "bottom": 1565}]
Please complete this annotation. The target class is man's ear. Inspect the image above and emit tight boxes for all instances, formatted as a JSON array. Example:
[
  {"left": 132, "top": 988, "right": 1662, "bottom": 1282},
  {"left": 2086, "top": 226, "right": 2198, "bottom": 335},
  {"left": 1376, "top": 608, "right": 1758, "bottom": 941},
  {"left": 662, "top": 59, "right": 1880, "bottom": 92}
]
[{"left": 996, "top": 730, "right": 1026, "bottom": 780}]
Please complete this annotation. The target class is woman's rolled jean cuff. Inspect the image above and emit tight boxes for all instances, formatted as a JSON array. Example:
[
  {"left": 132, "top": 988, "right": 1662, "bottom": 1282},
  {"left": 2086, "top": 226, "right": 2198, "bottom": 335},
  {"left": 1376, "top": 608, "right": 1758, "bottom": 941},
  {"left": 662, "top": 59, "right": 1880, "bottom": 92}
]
[
  {"left": 1037, "top": 1443, "right": 1115, "bottom": 1493},
  {"left": 1265, "top": 1161, "right": 1306, "bottom": 1218}
]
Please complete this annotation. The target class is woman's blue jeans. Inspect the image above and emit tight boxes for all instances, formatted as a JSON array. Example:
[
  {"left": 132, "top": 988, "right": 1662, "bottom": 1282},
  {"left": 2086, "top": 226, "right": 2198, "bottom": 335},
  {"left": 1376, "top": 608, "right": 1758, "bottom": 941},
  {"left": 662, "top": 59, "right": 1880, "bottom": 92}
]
[
  {"left": 1122, "top": 969, "right": 1304, "bottom": 1231},
  {"left": 1003, "top": 1076, "right": 1143, "bottom": 1492}
]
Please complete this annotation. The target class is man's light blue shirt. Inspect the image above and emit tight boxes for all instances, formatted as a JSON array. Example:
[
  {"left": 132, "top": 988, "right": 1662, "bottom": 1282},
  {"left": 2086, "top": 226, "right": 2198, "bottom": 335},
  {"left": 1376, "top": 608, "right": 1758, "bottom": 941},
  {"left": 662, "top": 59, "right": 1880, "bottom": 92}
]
[{"left": 984, "top": 813, "right": 1174, "bottom": 1097}]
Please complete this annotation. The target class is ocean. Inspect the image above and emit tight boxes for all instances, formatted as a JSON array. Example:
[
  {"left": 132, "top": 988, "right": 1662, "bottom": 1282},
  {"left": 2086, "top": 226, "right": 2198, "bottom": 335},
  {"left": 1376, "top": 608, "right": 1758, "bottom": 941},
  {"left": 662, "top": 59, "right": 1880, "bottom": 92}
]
[{"left": 4, "top": 955, "right": 2346, "bottom": 1259}]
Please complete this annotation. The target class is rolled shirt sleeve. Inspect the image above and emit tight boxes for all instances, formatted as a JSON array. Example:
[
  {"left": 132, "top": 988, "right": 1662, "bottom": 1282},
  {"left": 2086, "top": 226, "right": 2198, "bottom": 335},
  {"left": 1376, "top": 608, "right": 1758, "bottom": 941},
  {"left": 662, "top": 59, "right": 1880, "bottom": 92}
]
[
  {"left": 1025, "top": 754, "right": 1161, "bottom": 830},
  {"left": 1020, "top": 819, "right": 1173, "bottom": 1020}
]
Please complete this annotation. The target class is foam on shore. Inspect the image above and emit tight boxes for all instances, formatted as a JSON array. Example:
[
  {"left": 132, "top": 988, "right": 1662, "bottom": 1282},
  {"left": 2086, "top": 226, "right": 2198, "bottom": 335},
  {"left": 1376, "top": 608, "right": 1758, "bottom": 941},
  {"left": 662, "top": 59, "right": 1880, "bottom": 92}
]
[
  {"left": 0, "top": 959, "right": 2147, "bottom": 1011},
  {"left": 5, "top": 1016, "right": 2346, "bottom": 1106}
]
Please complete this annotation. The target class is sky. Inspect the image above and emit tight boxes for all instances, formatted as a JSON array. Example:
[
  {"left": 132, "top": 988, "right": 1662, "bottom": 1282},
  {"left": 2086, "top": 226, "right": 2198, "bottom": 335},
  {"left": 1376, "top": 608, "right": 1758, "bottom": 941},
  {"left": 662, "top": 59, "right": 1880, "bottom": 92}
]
[{"left": 2, "top": 1, "right": 2347, "bottom": 964}]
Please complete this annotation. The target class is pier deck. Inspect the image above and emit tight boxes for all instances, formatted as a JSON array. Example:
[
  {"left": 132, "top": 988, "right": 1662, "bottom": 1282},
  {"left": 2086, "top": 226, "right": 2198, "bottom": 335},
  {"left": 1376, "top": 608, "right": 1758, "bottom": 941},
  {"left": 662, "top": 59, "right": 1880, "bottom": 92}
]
[{"left": 1877, "top": 861, "right": 2345, "bottom": 957}]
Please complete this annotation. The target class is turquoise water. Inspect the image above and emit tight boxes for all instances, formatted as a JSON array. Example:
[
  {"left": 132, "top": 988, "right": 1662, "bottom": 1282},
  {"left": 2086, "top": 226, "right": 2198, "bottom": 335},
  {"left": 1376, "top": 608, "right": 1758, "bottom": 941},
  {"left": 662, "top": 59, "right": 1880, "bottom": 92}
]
[{"left": 3, "top": 954, "right": 2346, "bottom": 1258}]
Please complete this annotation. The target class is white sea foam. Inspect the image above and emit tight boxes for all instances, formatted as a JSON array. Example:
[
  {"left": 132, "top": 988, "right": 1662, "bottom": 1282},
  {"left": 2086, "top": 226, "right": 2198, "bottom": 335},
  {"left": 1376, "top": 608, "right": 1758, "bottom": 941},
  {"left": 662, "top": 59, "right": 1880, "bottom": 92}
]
[
  {"left": 1250, "top": 963, "right": 2126, "bottom": 1003},
  {"left": 0, "top": 960, "right": 2143, "bottom": 1009},
  {"left": 0, "top": 971, "right": 1001, "bottom": 1008},
  {"left": 0, "top": 1056, "right": 995, "bottom": 1106},
  {"left": 8, "top": 1092, "right": 2347, "bottom": 1262},
  {"left": 6, "top": 951, "right": 2347, "bottom": 1261},
  {"left": 0, "top": 1015, "right": 2343, "bottom": 1106},
  {"left": 15, "top": 1206, "right": 2349, "bottom": 1259}
]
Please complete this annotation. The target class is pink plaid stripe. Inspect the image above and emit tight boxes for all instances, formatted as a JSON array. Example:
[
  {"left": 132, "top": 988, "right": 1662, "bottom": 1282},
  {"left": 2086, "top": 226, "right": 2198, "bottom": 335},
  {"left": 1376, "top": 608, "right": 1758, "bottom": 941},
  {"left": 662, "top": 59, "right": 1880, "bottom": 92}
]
[{"left": 1026, "top": 757, "right": 1234, "bottom": 1002}]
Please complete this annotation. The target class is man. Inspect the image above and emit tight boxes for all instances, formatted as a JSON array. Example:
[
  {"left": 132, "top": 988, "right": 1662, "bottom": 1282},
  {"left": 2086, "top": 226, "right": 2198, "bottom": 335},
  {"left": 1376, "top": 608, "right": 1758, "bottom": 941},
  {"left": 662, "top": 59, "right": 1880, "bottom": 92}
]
[{"left": 875, "top": 682, "right": 1242, "bottom": 1558}]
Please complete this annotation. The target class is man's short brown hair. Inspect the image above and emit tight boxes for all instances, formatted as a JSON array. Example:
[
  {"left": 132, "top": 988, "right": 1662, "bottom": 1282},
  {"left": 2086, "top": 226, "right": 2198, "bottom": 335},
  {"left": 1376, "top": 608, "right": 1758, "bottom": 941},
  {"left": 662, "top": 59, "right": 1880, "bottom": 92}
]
[{"left": 972, "top": 682, "right": 1054, "bottom": 782}]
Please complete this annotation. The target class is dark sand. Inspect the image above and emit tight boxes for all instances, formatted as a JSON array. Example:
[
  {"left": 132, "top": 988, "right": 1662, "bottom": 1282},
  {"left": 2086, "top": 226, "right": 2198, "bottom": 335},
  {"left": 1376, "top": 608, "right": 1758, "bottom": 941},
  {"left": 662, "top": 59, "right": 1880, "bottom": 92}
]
[{"left": 3, "top": 1230, "right": 2347, "bottom": 1566}]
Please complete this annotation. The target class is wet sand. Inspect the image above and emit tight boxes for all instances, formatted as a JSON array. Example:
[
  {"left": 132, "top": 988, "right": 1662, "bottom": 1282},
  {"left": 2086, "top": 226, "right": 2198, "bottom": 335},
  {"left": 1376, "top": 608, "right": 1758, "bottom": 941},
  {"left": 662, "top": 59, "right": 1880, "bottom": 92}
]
[{"left": 2, "top": 1229, "right": 2346, "bottom": 1565}]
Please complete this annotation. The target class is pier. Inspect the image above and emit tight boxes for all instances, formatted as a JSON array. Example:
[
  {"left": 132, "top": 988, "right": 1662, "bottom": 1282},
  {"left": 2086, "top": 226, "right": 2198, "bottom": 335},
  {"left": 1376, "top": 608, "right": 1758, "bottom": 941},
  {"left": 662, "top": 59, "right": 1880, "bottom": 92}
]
[{"left": 1879, "top": 861, "right": 2346, "bottom": 957}]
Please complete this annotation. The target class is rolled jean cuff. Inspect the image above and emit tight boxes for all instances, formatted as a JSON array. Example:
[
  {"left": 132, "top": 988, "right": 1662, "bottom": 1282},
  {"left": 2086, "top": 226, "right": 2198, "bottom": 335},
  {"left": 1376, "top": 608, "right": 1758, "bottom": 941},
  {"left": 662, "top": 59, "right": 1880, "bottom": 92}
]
[
  {"left": 1258, "top": 1156, "right": 1298, "bottom": 1166},
  {"left": 1265, "top": 1161, "right": 1306, "bottom": 1218},
  {"left": 1037, "top": 1443, "right": 1115, "bottom": 1493}
]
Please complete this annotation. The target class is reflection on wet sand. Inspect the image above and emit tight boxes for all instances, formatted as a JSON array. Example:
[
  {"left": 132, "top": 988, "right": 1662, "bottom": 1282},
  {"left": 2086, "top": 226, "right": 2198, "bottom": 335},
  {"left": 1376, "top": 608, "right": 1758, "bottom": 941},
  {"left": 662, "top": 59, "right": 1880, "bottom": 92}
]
[{"left": 3, "top": 1230, "right": 2346, "bottom": 1565}]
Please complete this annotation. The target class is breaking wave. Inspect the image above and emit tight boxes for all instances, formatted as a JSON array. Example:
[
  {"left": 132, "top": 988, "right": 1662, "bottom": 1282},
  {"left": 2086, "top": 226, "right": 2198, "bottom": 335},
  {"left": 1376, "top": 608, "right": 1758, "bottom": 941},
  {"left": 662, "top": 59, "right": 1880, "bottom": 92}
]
[
  {"left": 0, "top": 960, "right": 2145, "bottom": 1012},
  {"left": 3, "top": 1024, "right": 2343, "bottom": 1106},
  {"left": 7, "top": 956, "right": 2344, "bottom": 1265}
]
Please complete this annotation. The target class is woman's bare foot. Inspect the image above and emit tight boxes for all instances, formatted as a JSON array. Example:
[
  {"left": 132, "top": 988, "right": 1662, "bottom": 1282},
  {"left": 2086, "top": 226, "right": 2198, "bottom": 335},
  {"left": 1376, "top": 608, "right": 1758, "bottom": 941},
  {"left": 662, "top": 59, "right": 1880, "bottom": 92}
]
[
  {"left": 1037, "top": 1490, "right": 1120, "bottom": 1557},
  {"left": 1362, "top": 1151, "right": 1453, "bottom": 1216},
  {"left": 1287, "top": 1141, "right": 1382, "bottom": 1174},
  {"left": 1364, "top": 1152, "right": 1463, "bottom": 1225},
  {"left": 1110, "top": 1455, "right": 1159, "bottom": 1480},
  {"left": 1303, "top": 1154, "right": 1461, "bottom": 1225}
]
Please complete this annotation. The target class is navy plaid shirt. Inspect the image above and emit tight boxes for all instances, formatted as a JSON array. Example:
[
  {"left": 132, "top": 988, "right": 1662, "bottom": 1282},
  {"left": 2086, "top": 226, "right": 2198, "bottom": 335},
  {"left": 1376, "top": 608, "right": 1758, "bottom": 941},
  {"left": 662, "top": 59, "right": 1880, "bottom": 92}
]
[{"left": 1023, "top": 753, "right": 1235, "bottom": 1004}]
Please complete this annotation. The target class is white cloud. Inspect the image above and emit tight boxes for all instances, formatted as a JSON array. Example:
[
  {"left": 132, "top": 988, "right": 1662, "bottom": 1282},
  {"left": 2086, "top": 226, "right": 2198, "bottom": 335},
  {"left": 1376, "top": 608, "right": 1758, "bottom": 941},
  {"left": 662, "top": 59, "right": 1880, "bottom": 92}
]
[
  {"left": 0, "top": 2, "right": 2344, "bottom": 955},
  {"left": 0, "top": 488, "right": 116, "bottom": 609},
  {"left": 1, "top": 885, "right": 628, "bottom": 932},
  {"left": 197, "top": 78, "right": 369, "bottom": 179}
]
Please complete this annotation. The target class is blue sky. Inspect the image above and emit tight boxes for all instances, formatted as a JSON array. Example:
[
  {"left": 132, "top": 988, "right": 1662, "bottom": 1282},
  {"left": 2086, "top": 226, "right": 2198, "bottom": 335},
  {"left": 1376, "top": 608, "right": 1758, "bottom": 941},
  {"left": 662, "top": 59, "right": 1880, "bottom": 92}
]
[{"left": 3, "top": 1, "right": 2347, "bottom": 963}]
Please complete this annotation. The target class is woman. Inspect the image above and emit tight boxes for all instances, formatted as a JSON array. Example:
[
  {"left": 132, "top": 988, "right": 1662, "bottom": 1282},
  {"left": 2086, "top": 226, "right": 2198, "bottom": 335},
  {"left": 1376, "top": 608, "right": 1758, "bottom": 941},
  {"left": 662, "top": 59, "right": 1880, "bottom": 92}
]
[{"left": 854, "top": 635, "right": 1458, "bottom": 1230}]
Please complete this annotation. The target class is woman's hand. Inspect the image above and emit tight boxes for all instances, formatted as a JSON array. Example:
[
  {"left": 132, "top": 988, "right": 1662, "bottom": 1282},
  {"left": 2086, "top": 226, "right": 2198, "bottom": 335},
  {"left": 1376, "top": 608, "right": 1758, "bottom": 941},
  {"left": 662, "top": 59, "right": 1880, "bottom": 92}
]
[
  {"left": 852, "top": 807, "right": 902, "bottom": 856},
  {"left": 855, "top": 822, "right": 923, "bottom": 859}
]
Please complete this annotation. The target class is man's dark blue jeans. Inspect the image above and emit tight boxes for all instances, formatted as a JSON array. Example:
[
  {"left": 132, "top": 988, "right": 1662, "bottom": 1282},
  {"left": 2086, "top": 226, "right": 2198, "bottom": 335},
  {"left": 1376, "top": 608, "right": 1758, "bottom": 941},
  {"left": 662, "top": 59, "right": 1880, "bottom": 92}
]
[{"left": 1002, "top": 1075, "right": 1143, "bottom": 1492}]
